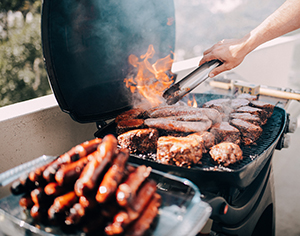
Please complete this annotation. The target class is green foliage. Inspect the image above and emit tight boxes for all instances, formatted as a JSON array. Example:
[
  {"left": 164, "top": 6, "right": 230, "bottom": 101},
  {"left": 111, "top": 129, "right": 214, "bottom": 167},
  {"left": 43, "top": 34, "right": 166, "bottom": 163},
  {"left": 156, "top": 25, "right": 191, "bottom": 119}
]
[{"left": 0, "top": 0, "right": 50, "bottom": 107}]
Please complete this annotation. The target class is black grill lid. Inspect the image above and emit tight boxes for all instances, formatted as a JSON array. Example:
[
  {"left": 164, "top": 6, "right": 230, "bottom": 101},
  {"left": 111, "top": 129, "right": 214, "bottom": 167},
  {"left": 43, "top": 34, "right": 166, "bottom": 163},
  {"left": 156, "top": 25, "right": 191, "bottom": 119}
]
[{"left": 42, "top": 0, "right": 175, "bottom": 123}]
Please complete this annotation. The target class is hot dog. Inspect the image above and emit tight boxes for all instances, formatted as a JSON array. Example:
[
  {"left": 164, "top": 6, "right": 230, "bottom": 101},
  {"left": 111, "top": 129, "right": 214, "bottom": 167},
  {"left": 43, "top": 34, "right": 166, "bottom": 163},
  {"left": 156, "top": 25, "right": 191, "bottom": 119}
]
[
  {"left": 116, "top": 165, "right": 152, "bottom": 207},
  {"left": 74, "top": 135, "right": 118, "bottom": 197},
  {"left": 43, "top": 138, "right": 102, "bottom": 182},
  {"left": 96, "top": 149, "right": 129, "bottom": 203}
]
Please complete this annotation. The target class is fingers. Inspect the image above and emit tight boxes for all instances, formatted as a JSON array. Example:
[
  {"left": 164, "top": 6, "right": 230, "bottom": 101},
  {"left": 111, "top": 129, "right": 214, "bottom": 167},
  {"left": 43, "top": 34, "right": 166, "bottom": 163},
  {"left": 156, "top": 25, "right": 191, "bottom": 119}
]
[
  {"left": 199, "top": 53, "right": 218, "bottom": 67},
  {"left": 209, "top": 64, "right": 227, "bottom": 78}
]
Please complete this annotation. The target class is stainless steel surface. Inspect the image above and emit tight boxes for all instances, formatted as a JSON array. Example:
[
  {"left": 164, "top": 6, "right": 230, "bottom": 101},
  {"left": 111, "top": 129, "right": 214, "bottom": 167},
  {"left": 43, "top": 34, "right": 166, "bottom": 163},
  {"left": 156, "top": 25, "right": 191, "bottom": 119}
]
[{"left": 163, "top": 60, "right": 221, "bottom": 104}]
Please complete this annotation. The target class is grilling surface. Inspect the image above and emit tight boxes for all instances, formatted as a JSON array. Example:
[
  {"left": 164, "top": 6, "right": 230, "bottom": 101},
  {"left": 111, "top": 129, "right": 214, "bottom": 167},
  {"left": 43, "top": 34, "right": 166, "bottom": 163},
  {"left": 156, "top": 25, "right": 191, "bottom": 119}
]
[
  {"left": 97, "top": 94, "right": 285, "bottom": 172},
  {"left": 131, "top": 103, "right": 284, "bottom": 172}
]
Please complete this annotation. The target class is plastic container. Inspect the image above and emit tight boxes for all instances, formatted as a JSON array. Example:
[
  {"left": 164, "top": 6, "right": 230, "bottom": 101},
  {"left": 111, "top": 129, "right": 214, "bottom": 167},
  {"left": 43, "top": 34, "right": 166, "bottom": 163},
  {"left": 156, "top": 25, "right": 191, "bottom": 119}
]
[{"left": 0, "top": 156, "right": 211, "bottom": 236}]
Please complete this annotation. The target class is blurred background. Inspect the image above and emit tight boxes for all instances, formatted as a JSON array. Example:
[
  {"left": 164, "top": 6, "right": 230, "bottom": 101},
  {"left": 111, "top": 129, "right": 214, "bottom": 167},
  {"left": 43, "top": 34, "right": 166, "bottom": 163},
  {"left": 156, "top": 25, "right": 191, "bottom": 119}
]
[{"left": 2, "top": 0, "right": 298, "bottom": 108}]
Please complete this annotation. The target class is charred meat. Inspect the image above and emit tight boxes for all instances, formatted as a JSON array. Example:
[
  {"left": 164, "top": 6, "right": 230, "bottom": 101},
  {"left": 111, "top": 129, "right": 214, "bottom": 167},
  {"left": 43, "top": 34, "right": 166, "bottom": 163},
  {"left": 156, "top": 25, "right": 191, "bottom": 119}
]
[
  {"left": 230, "top": 118, "right": 263, "bottom": 145},
  {"left": 230, "top": 98, "right": 250, "bottom": 110},
  {"left": 115, "top": 108, "right": 148, "bottom": 123},
  {"left": 235, "top": 105, "right": 268, "bottom": 125},
  {"left": 187, "top": 131, "right": 216, "bottom": 153},
  {"left": 209, "top": 142, "right": 243, "bottom": 166},
  {"left": 148, "top": 105, "right": 222, "bottom": 124},
  {"left": 117, "top": 128, "right": 159, "bottom": 154},
  {"left": 250, "top": 100, "right": 274, "bottom": 118},
  {"left": 116, "top": 119, "right": 144, "bottom": 135},
  {"left": 156, "top": 136, "right": 204, "bottom": 167},
  {"left": 144, "top": 116, "right": 212, "bottom": 133},
  {"left": 210, "top": 122, "right": 241, "bottom": 145},
  {"left": 230, "top": 112, "right": 262, "bottom": 126}
]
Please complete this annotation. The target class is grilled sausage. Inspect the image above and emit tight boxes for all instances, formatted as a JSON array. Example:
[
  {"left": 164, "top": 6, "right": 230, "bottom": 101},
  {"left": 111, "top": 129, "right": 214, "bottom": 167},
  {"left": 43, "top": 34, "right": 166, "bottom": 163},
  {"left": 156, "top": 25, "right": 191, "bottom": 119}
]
[
  {"left": 43, "top": 138, "right": 102, "bottom": 182},
  {"left": 10, "top": 173, "right": 36, "bottom": 195},
  {"left": 96, "top": 149, "right": 129, "bottom": 203},
  {"left": 116, "top": 165, "right": 152, "bottom": 207},
  {"left": 74, "top": 135, "right": 118, "bottom": 196},
  {"left": 19, "top": 193, "right": 34, "bottom": 209},
  {"left": 48, "top": 191, "right": 78, "bottom": 221},
  {"left": 125, "top": 193, "right": 162, "bottom": 236},
  {"left": 44, "top": 182, "right": 69, "bottom": 197},
  {"left": 55, "top": 155, "right": 90, "bottom": 186}
]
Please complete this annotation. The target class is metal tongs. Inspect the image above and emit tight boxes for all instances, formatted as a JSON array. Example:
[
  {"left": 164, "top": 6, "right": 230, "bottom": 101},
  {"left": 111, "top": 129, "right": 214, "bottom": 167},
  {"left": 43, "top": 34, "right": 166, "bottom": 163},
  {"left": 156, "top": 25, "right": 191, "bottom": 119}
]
[{"left": 163, "top": 60, "right": 221, "bottom": 105}]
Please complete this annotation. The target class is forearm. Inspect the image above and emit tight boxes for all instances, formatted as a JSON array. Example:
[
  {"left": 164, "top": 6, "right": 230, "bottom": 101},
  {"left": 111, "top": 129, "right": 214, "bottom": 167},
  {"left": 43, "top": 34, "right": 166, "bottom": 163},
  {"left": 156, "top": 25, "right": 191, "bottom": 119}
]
[{"left": 244, "top": 0, "right": 300, "bottom": 54}]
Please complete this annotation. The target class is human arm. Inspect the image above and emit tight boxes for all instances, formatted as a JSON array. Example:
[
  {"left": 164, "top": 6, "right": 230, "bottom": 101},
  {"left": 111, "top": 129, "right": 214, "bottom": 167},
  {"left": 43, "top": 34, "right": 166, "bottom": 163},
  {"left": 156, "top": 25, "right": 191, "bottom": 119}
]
[{"left": 199, "top": 0, "right": 300, "bottom": 77}]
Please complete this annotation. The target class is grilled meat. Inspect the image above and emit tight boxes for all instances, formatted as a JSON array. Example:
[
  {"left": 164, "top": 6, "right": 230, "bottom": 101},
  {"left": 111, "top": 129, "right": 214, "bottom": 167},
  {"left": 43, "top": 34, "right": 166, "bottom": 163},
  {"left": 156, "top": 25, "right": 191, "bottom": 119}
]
[
  {"left": 209, "top": 142, "right": 243, "bottom": 166},
  {"left": 116, "top": 119, "right": 144, "bottom": 135},
  {"left": 117, "top": 128, "right": 159, "bottom": 154},
  {"left": 235, "top": 105, "right": 268, "bottom": 125},
  {"left": 187, "top": 131, "right": 216, "bottom": 153},
  {"left": 230, "top": 112, "right": 262, "bottom": 126},
  {"left": 115, "top": 108, "right": 148, "bottom": 123},
  {"left": 230, "top": 98, "right": 250, "bottom": 110},
  {"left": 144, "top": 115, "right": 212, "bottom": 133},
  {"left": 250, "top": 100, "right": 274, "bottom": 118},
  {"left": 156, "top": 136, "right": 203, "bottom": 167},
  {"left": 202, "top": 98, "right": 233, "bottom": 115},
  {"left": 230, "top": 118, "right": 263, "bottom": 145},
  {"left": 210, "top": 122, "right": 241, "bottom": 145},
  {"left": 148, "top": 105, "right": 222, "bottom": 124}
]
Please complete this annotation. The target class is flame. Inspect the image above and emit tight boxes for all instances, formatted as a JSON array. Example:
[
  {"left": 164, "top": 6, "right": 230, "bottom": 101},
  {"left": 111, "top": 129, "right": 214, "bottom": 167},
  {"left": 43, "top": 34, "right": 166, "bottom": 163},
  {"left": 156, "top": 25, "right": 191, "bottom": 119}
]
[
  {"left": 187, "top": 95, "right": 198, "bottom": 107},
  {"left": 124, "top": 45, "right": 174, "bottom": 107}
]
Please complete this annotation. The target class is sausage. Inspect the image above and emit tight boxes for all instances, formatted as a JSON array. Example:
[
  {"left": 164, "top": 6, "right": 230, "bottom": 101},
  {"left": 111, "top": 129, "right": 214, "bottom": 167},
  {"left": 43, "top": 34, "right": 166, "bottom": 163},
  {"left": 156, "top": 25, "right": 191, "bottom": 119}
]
[
  {"left": 105, "top": 211, "right": 129, "bottom": 235},
  {"left": 96, "top": 134, "right": 118, "bottom": 163},
  {"left": 30, "top": 204, "right": 47, "bottom": 221},
  {"left": 44, "top": 182, "right": 69, "bottom": 197},
  {"left": 95, "top": 149, "right": 129, "bottom": 203},
  {"left": 10, "top": 173, "right": 36, "bottom": 195},
  {"left": 30, "top": 187, "right": 52, "bottom": 207},
  {"left": 19, "top": 193, "right": 34, "bottom": 209},
  {"left": 105, "top": 180, "right": 157, "bottom": 235},
  {"left": 125, "top": 193, "right": 162, "bottom": 236},
  {"left": 130, "top": 179, "right": 157, "bottom": 213},
  {"left": 65, "top": 203, "right": 86, "bottom": 225},
  {"left": 48, "top": 191, "right": 78, "bottom": 221},
  {"left": 74, "top": 135, "right": 118, "bottom": 197},
  {"left": 55, "top": 155, "right": 89, "bottom": 186},
  {"left": 29, "top": 159, "right": 57, "bottom": 184},
  {"left": 116, "top": 165, "right": 152, "bottom": 207},
  {"left": 74, "top": 151, "right": 107, "bottom": 197},
  {"left": 79, "top": 195, "right": 99, "bottom": 209},
  {"left": 43, "top": 138, "right": 102, "bottom": 182}
]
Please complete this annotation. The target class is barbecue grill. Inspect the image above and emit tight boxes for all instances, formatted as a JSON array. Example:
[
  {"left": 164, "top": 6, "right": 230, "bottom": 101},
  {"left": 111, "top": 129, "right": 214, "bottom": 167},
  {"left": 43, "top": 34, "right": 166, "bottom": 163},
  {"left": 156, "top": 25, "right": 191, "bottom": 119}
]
[{"left": 40, "top": 0, "right": 294, "bottom": 235}]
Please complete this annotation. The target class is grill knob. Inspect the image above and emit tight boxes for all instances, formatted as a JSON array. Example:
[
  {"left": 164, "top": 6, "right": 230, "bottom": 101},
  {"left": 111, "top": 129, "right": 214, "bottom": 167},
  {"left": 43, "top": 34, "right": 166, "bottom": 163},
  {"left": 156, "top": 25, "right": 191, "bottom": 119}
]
[
  {"left": 288, "top": 117, "right": 298, "bottom": 133},
  {"left": 282, "top": 134, "right": 291, "bottom": 149}
]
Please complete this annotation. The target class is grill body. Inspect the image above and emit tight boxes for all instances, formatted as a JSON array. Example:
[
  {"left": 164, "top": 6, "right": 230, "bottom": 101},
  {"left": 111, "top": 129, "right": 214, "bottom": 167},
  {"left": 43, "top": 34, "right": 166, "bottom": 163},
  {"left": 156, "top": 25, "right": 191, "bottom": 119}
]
[{"left": 95, "top": 93, "right": 288, "bottom": 236}]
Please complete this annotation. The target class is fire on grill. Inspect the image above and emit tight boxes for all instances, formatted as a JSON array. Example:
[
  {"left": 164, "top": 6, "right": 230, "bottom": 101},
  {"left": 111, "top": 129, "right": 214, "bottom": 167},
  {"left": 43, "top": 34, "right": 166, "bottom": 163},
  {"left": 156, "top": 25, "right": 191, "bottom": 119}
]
[{"left": 117, "top": 46, "right": 275, "bottom": 168}]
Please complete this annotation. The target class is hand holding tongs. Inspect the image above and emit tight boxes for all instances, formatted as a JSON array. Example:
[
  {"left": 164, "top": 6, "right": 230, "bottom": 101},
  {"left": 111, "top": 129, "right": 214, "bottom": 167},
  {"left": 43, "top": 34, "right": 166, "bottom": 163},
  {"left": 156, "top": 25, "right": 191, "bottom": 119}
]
[{"left": 163, "top": 60, "right": 221, "bottom": 105}]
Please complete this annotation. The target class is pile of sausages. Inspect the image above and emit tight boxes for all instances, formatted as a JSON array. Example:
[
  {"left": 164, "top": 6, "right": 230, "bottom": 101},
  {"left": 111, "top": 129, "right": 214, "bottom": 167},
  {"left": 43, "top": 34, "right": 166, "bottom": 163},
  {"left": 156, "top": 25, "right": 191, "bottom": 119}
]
[{"left": 10, "top": 134, "right": 161, "bottom": 235}]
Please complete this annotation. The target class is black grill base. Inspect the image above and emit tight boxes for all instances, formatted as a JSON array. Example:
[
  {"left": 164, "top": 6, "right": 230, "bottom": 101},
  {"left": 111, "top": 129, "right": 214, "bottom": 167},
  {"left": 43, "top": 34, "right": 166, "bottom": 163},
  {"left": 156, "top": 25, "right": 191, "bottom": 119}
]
[{"left": 205, "top": 154, "right": 275, "bottom": 236}]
